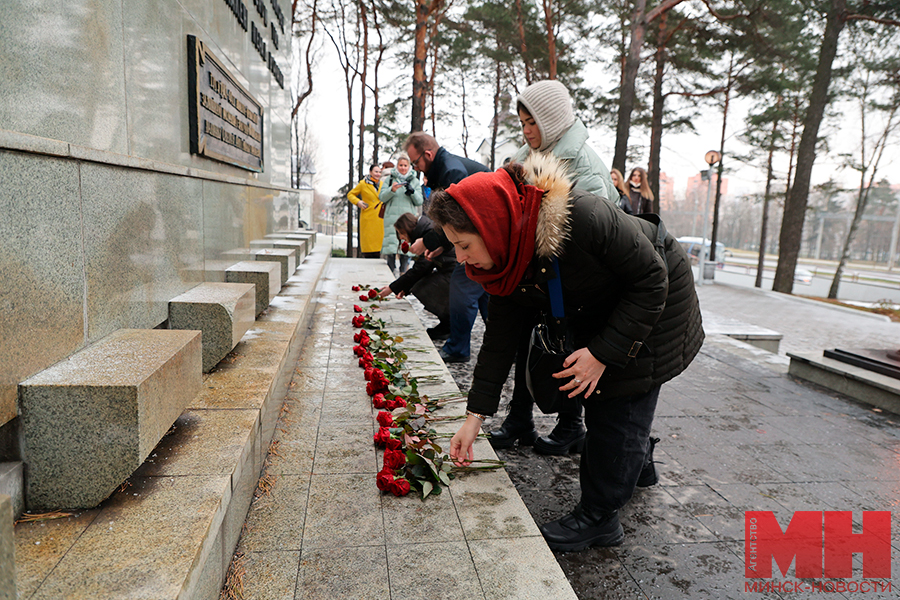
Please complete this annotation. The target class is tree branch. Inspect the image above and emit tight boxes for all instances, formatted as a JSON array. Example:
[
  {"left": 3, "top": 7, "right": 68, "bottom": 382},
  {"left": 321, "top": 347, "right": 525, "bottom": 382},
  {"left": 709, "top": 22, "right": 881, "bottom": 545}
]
[{"left": 844, "top": 14, "right": 900, "bottom": 27}]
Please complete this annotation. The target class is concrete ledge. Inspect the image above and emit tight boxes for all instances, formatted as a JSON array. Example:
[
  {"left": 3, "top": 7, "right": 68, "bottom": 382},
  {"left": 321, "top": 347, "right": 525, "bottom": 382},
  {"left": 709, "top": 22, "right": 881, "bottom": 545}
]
[
  {"left": 273, "top": 229, "right": 317, "bottom": 246},
  {"left": 0, "top": 494, "right": 15, "bottom": 600},
  {"left": 226, "top": 261, "right": 281, "bottom": 316},
  {"left": 19, "top": 329, "right": 202, "bottom": 510},
  {"left": 0, "top": 462, "right": 23, "bottom": 519},
  {"left": 169, "top": 283, "right": 257, "bottom": 372},
  {"left": 254, "top": 248, "right": 296, "bottom": 285},
  {"left": 702, "top": 311, "right": 783, "bottom": 353},
  {"left": 788, "top": 351, "right": 900, "bottom": 415},
  {"left": 250, "top": 238, "right": 308, "bottom": 262},
  {"left": 13, "top": 245, "right": 330, "bottom": 600}
]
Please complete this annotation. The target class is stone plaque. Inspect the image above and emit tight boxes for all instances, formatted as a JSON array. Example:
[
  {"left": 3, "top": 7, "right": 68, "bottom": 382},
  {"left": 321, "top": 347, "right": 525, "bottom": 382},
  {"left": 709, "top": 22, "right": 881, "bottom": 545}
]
[{"left": 187, "top": 35, "right": 264, "bottom": 172}]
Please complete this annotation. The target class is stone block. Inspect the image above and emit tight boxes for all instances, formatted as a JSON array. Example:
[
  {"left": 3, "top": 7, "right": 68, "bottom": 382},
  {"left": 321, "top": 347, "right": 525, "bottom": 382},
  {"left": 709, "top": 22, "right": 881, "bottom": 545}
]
[
  {"left": 0, "top": 462, "right": 23, "bottom": 518},
  {"left": 274, "top": 229, "right": 317, "bottom": 246},
  {"left": 270, "top": 239, "right": 308, "bottom": 261},
  {"left": 19, "top": 329, "right": 202, "bottom": 510},
  {"left": 169, "top": 283, "right": 256, "bottom": 372},
  {"left": 254, "top": 248, "right": 296, "bottom": 285},
  {"left": 225, "top": 261, "right": 281, "bottom": 316},
  {"left": 248, "top": 239, "right": 276, "bottom": 250},
  {"left": 0, "top": 494, "right": 16, "bottom": 600}
]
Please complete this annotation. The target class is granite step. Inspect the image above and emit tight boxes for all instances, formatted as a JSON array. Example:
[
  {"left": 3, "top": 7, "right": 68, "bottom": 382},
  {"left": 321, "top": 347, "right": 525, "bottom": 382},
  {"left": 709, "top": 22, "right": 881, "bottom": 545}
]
[{"left": 13, "top": 244, "right": 331, "bottom": 600}]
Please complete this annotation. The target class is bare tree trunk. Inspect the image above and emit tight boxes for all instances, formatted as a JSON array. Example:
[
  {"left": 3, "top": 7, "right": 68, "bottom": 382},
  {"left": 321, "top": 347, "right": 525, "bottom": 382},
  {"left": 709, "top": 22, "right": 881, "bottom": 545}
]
[
  {"left": 429, "top": 41, "right": 438, "bottom": 135},
  {"left": 710, "top": 53, "right": 733, "bottom": 263},
  {"left": 773, "top": 0, "right": 846, "bottom": 294},
  {"left": 756, "top": 113, "right": 780, "bottom": 288},
  {"left": 829, "top": 94, "right": 898, "bottom": 298},
  {"left": 358, "top": 1, "right": 369, "bottom": 179},
  {"left": 515, "top": 0, "right": 532, "bottom": 84},
  {"left": 542, "top": 0, "right": 557, "bottom": 79},
  {"left": 490, "top": 59, "right": 501, "bottom": 170},
  {"left": 411, "top": 0, "right": 429, "bottom": 132},
  {"left": 613, "top": 0, "right": 686, "bottom": 173},
  {"left": 291, "top": 0, "right": 318, "bottom": 119},
  {"left": 461, "top": 71, "right": 469, "bottom": 157},
  {"left": 648, "top": 10, "right": 667, "bottom": 211},
  {"left": 370, "top": 0, "right": 385, "bottom": 163}
]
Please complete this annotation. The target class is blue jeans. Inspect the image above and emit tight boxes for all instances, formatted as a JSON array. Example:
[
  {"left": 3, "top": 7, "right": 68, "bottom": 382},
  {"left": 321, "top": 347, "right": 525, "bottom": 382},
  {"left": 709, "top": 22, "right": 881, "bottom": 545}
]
[
  {"left": 385, "top": 254, "right": 409, "bottom": 273},
  {"left": 441, "top": 263, "right": 489, "bottom": 357}
]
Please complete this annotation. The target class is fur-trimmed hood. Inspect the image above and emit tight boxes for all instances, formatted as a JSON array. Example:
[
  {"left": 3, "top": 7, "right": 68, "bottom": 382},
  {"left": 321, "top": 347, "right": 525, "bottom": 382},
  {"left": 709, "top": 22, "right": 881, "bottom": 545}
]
[{"left": 522, "top": 152, "right": 573, "bottom": 260}]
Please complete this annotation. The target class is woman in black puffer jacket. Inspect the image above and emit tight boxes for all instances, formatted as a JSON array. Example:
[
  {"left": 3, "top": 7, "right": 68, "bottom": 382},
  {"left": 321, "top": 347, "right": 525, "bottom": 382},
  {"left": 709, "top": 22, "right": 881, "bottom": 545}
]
[
  {"left": 428, "top": 154, "right": 703, "bottom": 552},
  {"left": 379, "top": 213, "right": 456, "bottom": 340}
]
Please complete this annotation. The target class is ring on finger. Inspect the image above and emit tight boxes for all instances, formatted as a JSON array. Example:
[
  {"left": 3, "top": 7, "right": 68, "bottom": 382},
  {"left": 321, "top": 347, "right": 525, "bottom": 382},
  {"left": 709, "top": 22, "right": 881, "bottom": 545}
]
[{"left": 574, "top": 378, "right": 582, "bottom": 384}]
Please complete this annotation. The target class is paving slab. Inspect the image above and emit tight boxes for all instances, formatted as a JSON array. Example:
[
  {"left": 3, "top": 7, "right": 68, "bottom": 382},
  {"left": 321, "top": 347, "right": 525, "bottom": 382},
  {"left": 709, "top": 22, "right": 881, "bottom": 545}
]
[{"left": 231, "top": 258, "right": 577, "bottom": 600}]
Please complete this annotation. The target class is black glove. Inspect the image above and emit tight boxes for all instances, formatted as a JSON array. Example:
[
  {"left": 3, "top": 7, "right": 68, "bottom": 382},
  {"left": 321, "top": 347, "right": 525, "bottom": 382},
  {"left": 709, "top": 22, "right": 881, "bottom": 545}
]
[{"left": 404, "top": 181, "right": 414, "bottom": 195}]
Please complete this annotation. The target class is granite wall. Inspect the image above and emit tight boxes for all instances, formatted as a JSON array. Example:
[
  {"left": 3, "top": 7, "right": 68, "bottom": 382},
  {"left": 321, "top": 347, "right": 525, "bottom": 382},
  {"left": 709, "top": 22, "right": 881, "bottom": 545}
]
[{"left": 0, "top": 0, "right": 297, "bottom": 434}]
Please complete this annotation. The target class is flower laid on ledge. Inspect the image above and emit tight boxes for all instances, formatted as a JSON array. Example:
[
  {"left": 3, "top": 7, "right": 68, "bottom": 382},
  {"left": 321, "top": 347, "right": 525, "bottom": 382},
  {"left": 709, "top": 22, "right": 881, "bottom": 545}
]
[{"left": 350, "top": 283, "right": 503, "bottom": 499}]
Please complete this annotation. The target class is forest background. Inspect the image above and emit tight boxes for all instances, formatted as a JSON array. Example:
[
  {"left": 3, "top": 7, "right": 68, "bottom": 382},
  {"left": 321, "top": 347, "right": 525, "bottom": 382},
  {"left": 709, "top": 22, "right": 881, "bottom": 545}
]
[{"left": 287, "top": 0, "right": 900, "bottom": 297}]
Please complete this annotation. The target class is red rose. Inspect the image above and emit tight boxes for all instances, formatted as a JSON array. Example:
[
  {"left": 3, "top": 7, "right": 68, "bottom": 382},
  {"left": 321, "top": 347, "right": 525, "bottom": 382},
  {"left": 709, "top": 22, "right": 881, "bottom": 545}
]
[
  {"left": 372, "top": 393, "right": 387, "bottom": 408},
  {"left": 390, "top": 478, "right": 411, "bottom": 497},
  {"left": 368, "top": 289, "right": 378, "bottom": 299},
  {"left": 353, "top": 345, "right": 363, "bottom": 356},
  {"left": 358, "top": 357, "right": 368, "bottom": 368},
  {"left": 367, "top": 380, "right": 388, "bottom": 396},
  {"left": 361, "top": 352, "right": 373, "bottom": 366},
  {"left": 353, "top": 304, "right": 363, "bottom": 313},
  {"left": 364, "top": 367, "right": 374, "bottom": 381},
  {"left": 352, "top": 285, "right": 361, "bottom": 292},
  {"left": 373, "top": 427, "right": 392, "bottom": 446},
  {"left": 359, "top": 294, "right": 368, "bottom": 302},
  {"left": 376, "top": 411, "right": 394, "bottom": 427},
  {"left": 383, "top": 449, "right": 406, "bottom": 470},
  {"left": 359, "top": 335, "right": 370, "bottom": 347},
  {"left": 376, "top": 468, "right": 395, "bottom": 491},
  {"left": 385, "top": 438, "right": 402, "bottom": 451},
  {"left": 401, "top": 241, "right": 410, "bottom": 253},
  {"left": 389, "top": 397, "right": 407, "bottom": 409}
]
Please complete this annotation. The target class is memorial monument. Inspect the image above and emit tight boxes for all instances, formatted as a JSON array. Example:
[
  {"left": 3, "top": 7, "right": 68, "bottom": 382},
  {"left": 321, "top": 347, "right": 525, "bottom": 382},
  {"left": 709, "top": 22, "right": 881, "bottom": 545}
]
[{"left": 0, "top": 1, "right": 298, "bottom": 516}]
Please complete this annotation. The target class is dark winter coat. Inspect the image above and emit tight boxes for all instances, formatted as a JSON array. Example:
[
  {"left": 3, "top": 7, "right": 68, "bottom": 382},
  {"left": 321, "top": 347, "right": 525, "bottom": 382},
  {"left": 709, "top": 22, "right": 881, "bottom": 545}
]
[
  {"left": 467, "top": 154, "right": 704, "bottom": 415},
  {"left": 423, "top": 148, "right": 490, "bottom": 253},
  {"left": 628, "top": 186, "right": 653, "bottom": 214},
  {"left": 389, "top": 215, "right": 456, "bottom": 296}
]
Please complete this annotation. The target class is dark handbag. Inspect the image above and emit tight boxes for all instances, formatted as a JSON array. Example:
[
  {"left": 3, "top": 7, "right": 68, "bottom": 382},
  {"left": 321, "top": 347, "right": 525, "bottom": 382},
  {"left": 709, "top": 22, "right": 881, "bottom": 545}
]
[
  {"left": 378, "top": 202, "right": 386, "bottom": 218},
  {"left": 525, "top": 258, "right": 577, "bottom": 414}
]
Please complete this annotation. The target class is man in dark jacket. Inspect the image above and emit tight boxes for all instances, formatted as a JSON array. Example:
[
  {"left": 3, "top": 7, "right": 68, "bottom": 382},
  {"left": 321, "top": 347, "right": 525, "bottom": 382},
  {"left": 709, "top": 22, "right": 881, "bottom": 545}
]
[{"left": 404, "top": 132, "right": 490, "bottom": 363}]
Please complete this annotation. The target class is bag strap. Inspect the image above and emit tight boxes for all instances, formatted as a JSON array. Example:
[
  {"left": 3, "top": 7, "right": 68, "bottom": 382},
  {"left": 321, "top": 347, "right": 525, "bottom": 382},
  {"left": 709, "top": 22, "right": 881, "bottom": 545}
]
[{"left": 547, "top": 257, "right": 565, "bottom": 319}]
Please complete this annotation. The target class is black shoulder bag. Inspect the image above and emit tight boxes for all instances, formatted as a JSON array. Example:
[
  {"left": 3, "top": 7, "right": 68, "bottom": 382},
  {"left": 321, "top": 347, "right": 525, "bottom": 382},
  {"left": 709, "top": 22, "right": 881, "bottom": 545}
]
[{"left": 525, "top": 258, "right": 577, "bottom": 414}]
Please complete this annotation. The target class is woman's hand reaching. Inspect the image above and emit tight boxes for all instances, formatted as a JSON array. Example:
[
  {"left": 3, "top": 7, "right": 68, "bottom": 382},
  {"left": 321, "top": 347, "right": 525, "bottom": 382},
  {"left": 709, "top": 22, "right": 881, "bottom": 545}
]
[
  {"left": 449, "top": 415, "right": 482, "bottom": 466},
  {"left": 554, "top": 348, "right": 607, "bottom": 399}
]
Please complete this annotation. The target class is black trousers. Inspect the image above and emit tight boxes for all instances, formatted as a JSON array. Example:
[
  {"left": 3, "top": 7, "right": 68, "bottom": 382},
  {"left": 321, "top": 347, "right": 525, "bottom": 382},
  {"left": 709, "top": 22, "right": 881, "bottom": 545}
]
[{"left": 580, "top": 385, "right": 660, "bottom": 513}]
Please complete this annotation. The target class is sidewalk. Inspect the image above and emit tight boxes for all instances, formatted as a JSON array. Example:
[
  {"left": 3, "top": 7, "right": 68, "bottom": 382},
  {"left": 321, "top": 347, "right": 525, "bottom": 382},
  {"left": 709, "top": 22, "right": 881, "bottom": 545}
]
[
  {"left": 457, "top": 281, "right": 900, "bottom": 599},
  {"left": 227, "top": 259, "right": 577, "bottom": 600}
]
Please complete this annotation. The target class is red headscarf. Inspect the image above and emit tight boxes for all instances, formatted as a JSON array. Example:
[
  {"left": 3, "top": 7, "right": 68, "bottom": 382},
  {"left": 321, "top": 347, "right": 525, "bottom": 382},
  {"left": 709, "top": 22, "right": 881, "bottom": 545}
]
[{"left": 445, "top": 168, "right": 545, "bottom": 296}]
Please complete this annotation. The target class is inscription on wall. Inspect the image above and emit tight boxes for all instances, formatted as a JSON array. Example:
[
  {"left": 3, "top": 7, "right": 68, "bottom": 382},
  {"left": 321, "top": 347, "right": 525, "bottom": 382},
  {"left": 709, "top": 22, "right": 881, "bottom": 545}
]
[
  {"left": 223, "top": 0, "right": 285, "bottom": 89},
  {"left": 188, "top": 35, "right": 264, "bottom": 172}
]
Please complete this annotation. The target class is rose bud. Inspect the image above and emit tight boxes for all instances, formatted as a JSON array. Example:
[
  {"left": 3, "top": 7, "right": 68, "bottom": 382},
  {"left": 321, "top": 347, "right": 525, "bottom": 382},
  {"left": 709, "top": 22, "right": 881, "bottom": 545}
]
[
  {"left": 367, "top": 289, "right": 378, "bottom": 299},
  {"left": 372, "top": 393, "right": 386, "bottom": 408},
  {"left": 359, "top": 294, "right": 368, "bottom": 302},
  {"left": 376, "top": 468, "right": 395, "bottom": 491},
  {"left": 390, "top": 478, "right": 411, "bottom": 497},
  {"left": 373, "top": 427, "right": 392, "bottom": 446},
  {"left": 383, "top": 449, "right": 406, "bottom": 470},
  {"left": 385, "top": 438, "right": 402, "bottom": 451},
  {"left": 401, "top": 241, "right": 410, "bottom": 253},
  {"left": 353, "top": 304, "right": 363, "bottom": 313},
  {"left": 352, "top": 285, "right": 361, "bottom": 292},
  {"left": 377, "top": 411, "right": 394, "bottom": 427}
]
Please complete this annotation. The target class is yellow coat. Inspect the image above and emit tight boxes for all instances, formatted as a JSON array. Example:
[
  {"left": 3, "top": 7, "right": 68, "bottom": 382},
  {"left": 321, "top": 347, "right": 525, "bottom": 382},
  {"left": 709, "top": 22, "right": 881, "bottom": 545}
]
[{"left": 347, "top": 177, "right": 385, "bottom": 253}]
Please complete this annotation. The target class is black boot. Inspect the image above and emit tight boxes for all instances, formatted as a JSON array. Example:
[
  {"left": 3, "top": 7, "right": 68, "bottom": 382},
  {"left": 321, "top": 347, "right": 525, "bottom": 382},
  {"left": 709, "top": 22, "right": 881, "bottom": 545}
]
[
  {"left": 540, "top": 504, "right": 624, "bottom": 551},
  {"left": 534, "top": 411, "right": 585, "bottom": 455},
  {"left": 426, "top": 320, "right": 451, "bottom": 340},
  {"left": 488, "top": 408, "right": 538, "bottom": 449},
  {"left": 636, "top": 437, "right": 660, "bottom": 487}
]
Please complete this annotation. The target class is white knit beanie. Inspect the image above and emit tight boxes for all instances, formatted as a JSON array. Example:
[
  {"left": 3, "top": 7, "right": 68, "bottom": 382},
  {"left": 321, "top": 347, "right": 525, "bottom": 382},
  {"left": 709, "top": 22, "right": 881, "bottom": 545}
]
[{"left": 517, "top": 80, "right": 575, "bottom": 153}]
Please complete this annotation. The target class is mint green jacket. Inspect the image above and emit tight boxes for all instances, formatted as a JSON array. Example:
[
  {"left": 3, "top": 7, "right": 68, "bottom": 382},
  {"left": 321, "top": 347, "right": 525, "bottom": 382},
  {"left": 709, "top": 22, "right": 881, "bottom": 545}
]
[{"left": 512, "top": 118, "right": 617, "bottom": 203}]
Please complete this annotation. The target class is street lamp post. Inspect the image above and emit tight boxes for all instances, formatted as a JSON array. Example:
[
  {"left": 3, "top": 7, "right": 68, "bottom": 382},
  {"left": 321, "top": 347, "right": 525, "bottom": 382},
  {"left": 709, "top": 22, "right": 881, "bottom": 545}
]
[{"left": 698, "top": 150, "right": 721, "bottom": 285}]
